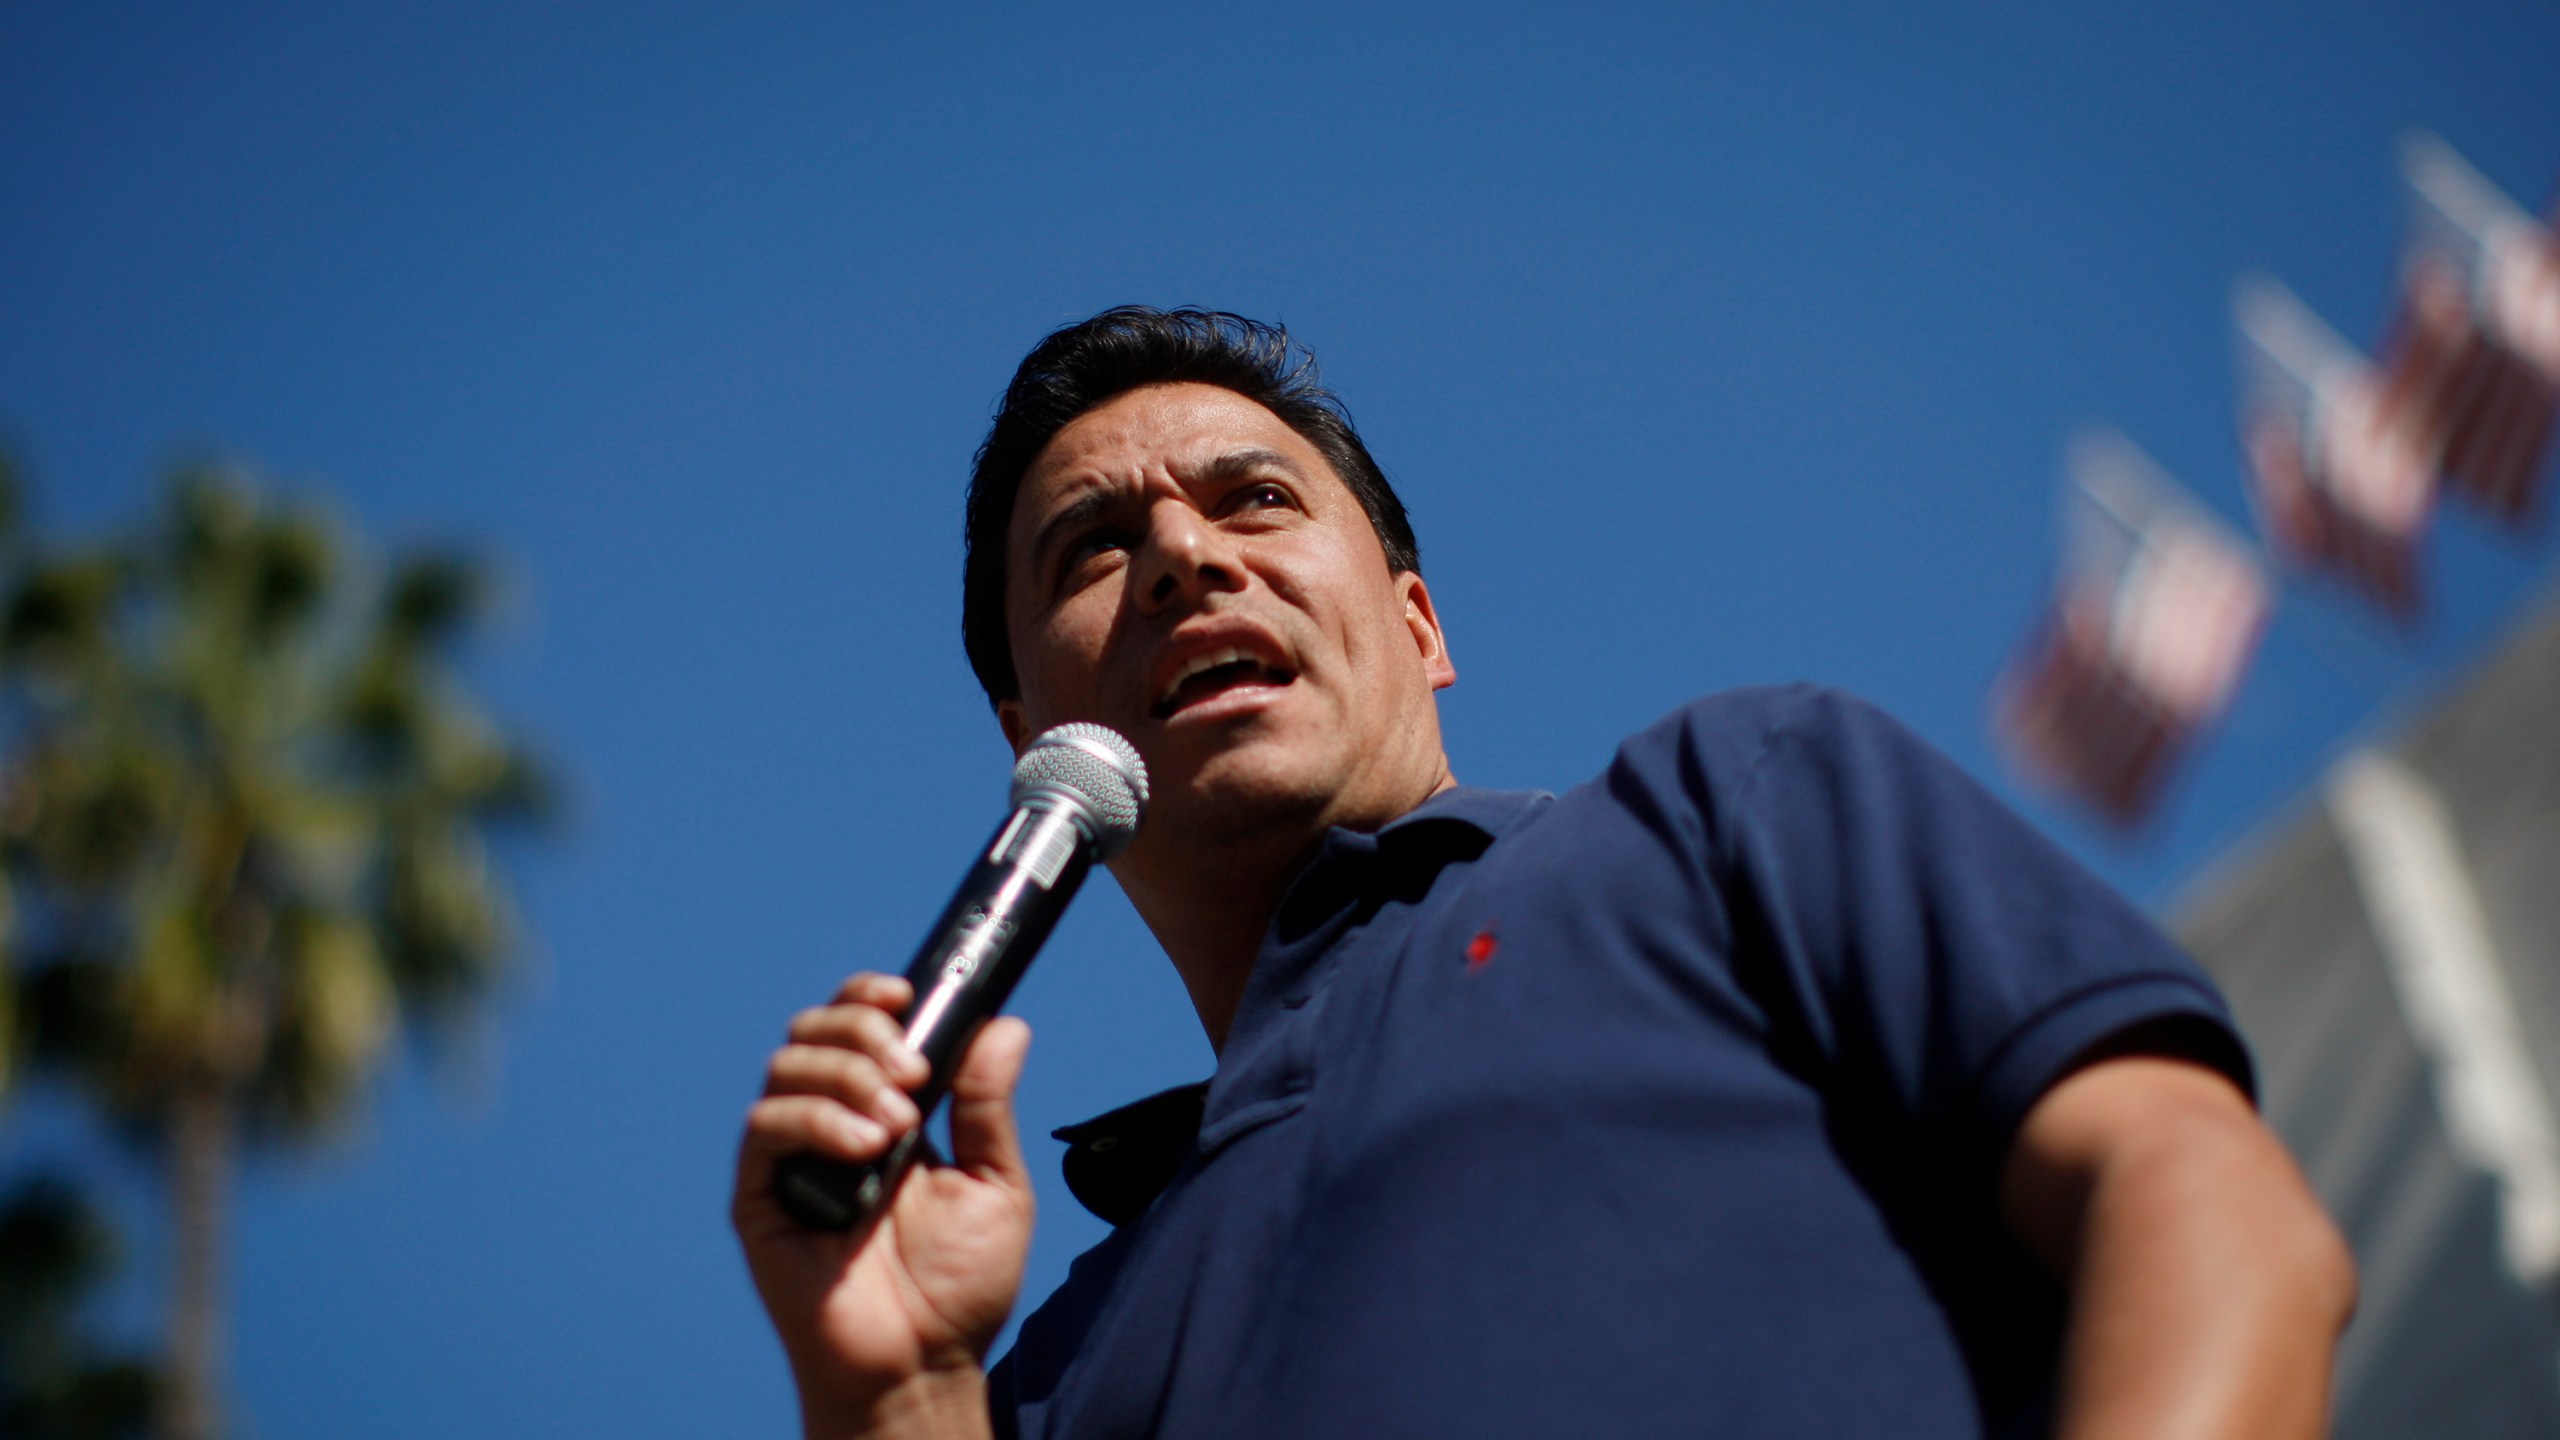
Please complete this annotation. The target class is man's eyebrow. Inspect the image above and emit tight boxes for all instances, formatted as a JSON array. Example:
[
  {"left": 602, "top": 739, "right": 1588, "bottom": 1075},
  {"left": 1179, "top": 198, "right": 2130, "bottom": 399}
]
[
  {"left": 1197, "top": 448, "right": 1307, "bottom": 485},
  {"left": 1030, "top": 489, "right": 1117, "bottom": 572},
  {"left": 1028, "top": 449, "right": 1310, "bottom": 571}
]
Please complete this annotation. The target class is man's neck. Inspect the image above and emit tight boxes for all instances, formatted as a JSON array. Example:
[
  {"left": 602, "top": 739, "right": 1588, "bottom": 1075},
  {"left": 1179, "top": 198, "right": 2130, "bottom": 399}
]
[
  {"left": 1113, "top": 828, "right": 1308, "bottom": 1053},
  {"left": 1111, "top": 764, "right": 1458, "bottom": 1053}
]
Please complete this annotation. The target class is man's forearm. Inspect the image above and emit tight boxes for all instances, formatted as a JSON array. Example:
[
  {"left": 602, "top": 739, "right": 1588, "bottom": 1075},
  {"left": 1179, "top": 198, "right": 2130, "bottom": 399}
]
[
  {"left": 2008, "top": 1056, "right": 2356, "bottom": 1440},
  {"left": 2052, "top": 1112, "right": 2353, "bottom": 1437}
]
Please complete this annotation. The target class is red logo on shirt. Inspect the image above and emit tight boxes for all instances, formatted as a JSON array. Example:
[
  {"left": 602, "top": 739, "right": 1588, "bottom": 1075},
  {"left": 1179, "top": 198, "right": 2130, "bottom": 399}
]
[{"left": 1465, "top": 927, "right": 1498, "bottom": 972}]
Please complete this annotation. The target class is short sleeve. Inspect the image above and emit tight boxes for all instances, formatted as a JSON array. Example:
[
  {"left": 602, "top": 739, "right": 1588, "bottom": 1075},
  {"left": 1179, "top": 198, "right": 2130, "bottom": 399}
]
[{"left": 1687, "top": 686, "right": 2251, "bottom": 1193}]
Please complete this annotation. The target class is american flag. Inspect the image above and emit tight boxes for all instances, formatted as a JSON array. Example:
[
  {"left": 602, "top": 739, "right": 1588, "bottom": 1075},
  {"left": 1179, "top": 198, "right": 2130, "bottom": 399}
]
[
  {"left": 1995, "top": 432, "right": 2271, "bottom": 828},
  {"left": 2236, "top": 277, "right": 2435, "bottom": 617},
  {"left": 2384, "top": 133, "right": 2560, "bottom": 526}
]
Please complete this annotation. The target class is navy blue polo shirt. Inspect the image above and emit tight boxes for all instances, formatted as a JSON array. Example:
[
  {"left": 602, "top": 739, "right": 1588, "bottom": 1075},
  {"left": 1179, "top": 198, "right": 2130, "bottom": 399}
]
[{"left": 991, "top": 686, "right": 2249, "bottom": 1440}]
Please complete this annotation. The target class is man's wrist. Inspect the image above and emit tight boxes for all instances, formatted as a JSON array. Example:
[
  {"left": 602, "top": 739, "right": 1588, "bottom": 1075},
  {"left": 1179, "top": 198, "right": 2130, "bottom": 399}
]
[{"left": 800, "top": 1364, "right": 991, "bottom": 1440}]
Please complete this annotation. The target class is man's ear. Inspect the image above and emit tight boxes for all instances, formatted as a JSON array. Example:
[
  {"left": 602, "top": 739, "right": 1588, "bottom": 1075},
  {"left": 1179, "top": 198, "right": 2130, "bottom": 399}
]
[
  {"left": 996, "top": 698, "right": 1029, "bottom": 754},
  {"left": 1398, "top": 573, "right": 1458, "bottom": 691}
]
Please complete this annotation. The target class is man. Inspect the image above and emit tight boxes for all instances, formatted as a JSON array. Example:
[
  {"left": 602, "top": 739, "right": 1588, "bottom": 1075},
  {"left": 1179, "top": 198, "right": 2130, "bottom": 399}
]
[{"left": 734, "top": 308, "right": 2355, "bottom": 1440}]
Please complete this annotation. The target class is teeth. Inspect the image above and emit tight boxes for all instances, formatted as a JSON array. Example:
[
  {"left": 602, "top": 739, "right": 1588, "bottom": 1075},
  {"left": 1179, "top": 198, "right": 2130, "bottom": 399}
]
[{"left": 1161, "top": 646, "right": 1267, "bottom": 706}]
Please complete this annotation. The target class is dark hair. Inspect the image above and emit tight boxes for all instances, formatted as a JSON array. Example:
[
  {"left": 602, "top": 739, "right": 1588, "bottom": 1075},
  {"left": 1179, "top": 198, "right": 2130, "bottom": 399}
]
[{"left": 962, "top": 306, "right": 1420, "bottom": 706}]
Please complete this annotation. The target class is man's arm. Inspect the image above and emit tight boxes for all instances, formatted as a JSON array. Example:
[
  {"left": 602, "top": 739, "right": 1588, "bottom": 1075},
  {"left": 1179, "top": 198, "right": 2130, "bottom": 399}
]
[
  {"left": 732, "top": 972, "right": 1034, "bottom": 1440},
  {"left": 2002, "top": 1052, "right": 2356, "bottom": 1440}
]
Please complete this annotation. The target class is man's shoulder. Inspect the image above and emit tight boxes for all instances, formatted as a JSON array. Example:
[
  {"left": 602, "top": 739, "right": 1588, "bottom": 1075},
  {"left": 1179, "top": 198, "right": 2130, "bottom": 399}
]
[
  {"left": 1608, "top": 682, "right": 1924, "bottom": 789},
  {"left": 1626, "top": 681, "right": 1909, "bottom": 745},
  {"left": 1562, "top": 684, "right": 1992, "bottom": 880}
]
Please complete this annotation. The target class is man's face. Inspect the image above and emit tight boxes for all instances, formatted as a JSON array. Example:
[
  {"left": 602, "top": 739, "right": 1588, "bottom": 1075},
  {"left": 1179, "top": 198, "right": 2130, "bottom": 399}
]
[{"left": 998, "top": 382, "right": 1456, "bottom": 849}]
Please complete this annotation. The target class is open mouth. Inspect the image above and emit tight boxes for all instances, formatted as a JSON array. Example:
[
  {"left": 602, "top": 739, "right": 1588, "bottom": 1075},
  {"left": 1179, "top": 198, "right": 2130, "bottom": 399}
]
[{"left": 1153, "top": 646, "right": 1297, "bottom": 718}]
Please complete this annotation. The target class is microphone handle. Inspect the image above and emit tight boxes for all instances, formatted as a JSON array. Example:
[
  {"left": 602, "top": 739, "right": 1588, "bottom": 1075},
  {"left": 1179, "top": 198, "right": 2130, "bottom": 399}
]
[{"left": 772, "top": 799, "right": 1095, "bottom": 1232}]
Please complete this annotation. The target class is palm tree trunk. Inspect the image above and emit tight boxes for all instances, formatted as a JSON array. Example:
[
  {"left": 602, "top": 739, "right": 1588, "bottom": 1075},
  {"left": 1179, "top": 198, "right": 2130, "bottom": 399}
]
[{"left": 163, "top": 1077, "right": 230, "bottom": 1440}]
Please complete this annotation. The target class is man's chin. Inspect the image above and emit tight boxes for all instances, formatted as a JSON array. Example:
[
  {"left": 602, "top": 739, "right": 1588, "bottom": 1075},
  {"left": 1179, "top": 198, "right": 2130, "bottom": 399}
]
[{"left": 1147, "top": 742, "right": 1339, "bottom": 839}]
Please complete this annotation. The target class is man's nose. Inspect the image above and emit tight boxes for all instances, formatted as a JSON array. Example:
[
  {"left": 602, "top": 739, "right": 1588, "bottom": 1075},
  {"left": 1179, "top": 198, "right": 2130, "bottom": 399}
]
[{"left": 1133, "top": 500, "right": 1244, "bottom": 613}]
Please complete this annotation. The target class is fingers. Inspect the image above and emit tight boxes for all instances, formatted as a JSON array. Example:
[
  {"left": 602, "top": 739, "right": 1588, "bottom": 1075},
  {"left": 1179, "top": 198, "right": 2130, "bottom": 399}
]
[
  {"left": 741, "top": 1092, "right": 897, "bottom": 1168},
  {"left": 785, "top": 973, "right": 929, "bottom": 1080},
  {"left": 764, "top": 1044, "right": 922, "bottom": 1133},
  {"left": 945, "top": 1017, "right": 1033, "bottom": 1191},
  {"left": 745, "top": 973, "right": 1031, "bottom": 1194},
  {"left": 784, "top": 1011, "right": 930, "bottom": 1089},
  {"left": 743, "top": 973, "right": 931, "bottom": 1174},
  {"left": 831, "top": 971, "right": 913, "bottom": 1010}
]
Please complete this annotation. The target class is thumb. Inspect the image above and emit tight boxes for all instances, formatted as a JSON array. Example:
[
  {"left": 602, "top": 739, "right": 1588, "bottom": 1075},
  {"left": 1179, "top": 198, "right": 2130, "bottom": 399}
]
[{"left": 947, "top": 1016, "right": 1032, "bottom": 1192}]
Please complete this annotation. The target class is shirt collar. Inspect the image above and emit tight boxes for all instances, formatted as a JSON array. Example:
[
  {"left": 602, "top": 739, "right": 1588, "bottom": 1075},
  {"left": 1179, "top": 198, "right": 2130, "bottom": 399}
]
[
  {"left": 1377, "top": 784, "right": 1553, "bottom": 843},
  {"left": 1049, "top": 785, "right": 1552, "bottom": 1224},
  {"left": 1270, "top": 785, "right": 1551, "bottom": 941}
]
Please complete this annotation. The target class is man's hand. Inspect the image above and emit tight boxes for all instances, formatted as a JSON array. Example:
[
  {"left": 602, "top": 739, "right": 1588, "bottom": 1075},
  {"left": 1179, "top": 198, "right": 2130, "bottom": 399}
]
[
  {"left": 2003, "top": 1052, "right": 2356, "bottom": 1440},
  {"left": 733, "top": 973, "right": 1035, "bottom": 1440}
]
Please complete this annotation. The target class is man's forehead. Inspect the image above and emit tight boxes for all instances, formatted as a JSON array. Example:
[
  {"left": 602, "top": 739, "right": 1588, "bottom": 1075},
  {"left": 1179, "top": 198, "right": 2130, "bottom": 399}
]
[{"left": 1017, "top": 383, "right": 1322, "bottom": 503}]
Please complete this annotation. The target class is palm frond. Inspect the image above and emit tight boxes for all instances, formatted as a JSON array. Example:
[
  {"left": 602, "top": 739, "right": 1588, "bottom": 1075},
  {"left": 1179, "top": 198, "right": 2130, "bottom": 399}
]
[
  {"left": 2, "top": 557, "right": 131, "bottom": 677},
  {"left": 380, "top": 553, "right": 484, "bottom": 651},
  {"left": 0, "top": 448, "right": 23, "bottom": 555}
]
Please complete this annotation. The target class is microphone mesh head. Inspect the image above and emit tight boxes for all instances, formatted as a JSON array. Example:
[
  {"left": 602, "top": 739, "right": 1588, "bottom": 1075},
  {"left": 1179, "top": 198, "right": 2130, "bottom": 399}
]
[{"left": 1011, "top": 724, "right": 1149, "bottom": 858}]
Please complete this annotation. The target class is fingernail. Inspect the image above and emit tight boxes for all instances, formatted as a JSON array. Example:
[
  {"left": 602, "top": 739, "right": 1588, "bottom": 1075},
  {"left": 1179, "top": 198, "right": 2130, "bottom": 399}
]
[
  {"left": 843, "top": 1113, "right": 885, "bottom": 1149},
  {"left": 879, "top": 1090, "right": 920, "bottom": 1131}
]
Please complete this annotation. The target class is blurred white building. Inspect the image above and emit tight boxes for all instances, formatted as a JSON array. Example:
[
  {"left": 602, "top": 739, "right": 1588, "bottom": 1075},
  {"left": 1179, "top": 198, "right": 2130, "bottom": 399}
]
[{"left": 2175, "top": 587, "right": 2560, "bottom": 1437}]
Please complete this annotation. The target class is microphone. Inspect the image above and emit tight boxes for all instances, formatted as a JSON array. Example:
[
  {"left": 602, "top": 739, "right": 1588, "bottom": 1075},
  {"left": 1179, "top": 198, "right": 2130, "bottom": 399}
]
[{"left": 771, "top": 723, "right": 1149, "bottom": 1232}]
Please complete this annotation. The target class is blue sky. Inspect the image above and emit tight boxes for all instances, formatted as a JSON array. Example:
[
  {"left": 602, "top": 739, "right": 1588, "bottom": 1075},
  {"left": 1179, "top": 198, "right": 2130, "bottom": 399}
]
[{"left": 4, "top": 2, "right": 2557, "bottom": 1435}]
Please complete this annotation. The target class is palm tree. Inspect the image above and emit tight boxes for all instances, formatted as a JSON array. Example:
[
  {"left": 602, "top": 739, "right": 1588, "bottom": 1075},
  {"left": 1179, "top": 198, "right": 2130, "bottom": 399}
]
[
  {"left": 1, "top": 460, "right": 549, "bottom": 1440},
  {"left": 0, "top": 1173, "right": 162, "bottom": 1439}
]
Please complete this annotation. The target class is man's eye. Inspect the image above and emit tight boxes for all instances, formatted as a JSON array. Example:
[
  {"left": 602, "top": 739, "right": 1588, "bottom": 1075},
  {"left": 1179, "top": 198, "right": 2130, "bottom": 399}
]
[
  {"left": 1229, "top": 483, "right": 1292, "bottom": 513},
  {"left": 1059, "top": 531, "right": 1129, "bottom": 573}
]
